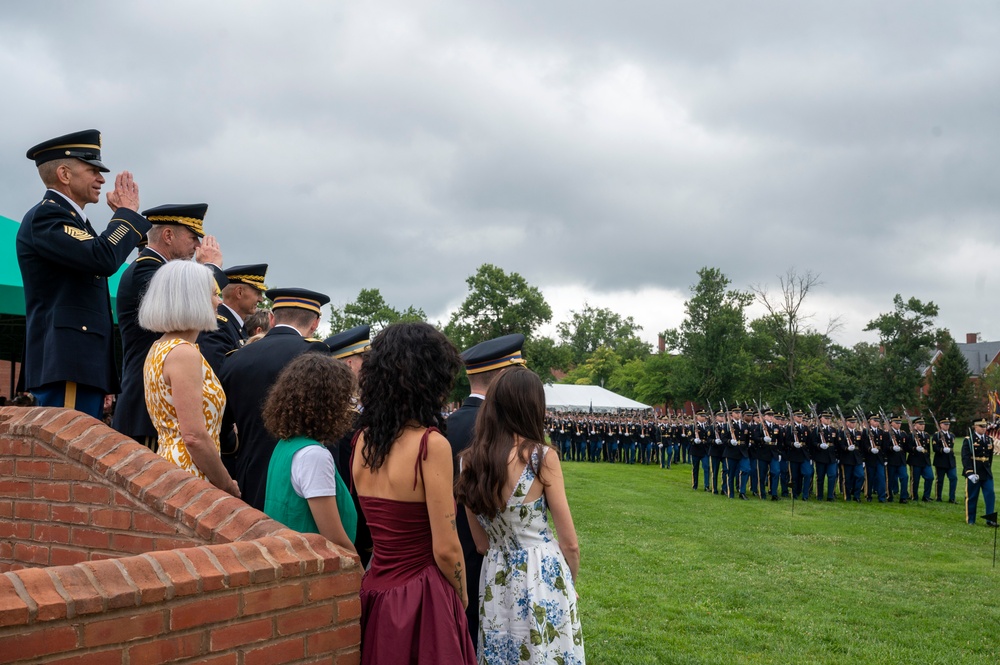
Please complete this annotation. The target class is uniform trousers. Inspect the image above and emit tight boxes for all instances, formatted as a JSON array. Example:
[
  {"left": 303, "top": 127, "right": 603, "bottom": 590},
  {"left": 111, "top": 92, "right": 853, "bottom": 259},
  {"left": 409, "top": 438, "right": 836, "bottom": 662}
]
[
  {"left": 887, "top": 464, "right": 910, "bottom": 501},
  {"left": 965, "top": 477, "right": 996, "bottom": 524},
  {"left": 936, "top": 468, "right": 957, "bottom": 502},
  {"left": 843, "top": 464, "right": 865, "bottom": 501},
  {"left": 910, "top": 464, "right": 934, "bottom": 501}
]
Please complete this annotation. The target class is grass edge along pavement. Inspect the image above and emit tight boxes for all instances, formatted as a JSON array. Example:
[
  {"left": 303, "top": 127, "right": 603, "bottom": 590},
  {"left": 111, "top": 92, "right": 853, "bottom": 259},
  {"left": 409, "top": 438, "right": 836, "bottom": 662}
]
[{"left": 562, "top": 452, "right": 999, "bottom": 665}]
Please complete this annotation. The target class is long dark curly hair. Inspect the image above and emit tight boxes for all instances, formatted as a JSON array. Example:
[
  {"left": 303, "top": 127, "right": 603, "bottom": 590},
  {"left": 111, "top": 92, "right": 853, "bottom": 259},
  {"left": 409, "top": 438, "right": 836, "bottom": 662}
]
[
  {"left": 356, "top": 322, "right": 462, "bottom": 471},
  {"left": 455, "top": 366, "right": 551, "bottom": 519},
  {"left": 263, "top": 354, "right": 357, "bottom": 443}
]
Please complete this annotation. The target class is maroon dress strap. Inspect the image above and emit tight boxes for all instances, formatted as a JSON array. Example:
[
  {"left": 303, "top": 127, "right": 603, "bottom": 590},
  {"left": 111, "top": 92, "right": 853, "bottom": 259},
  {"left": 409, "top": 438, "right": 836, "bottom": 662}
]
[
  {"left": 413, "top": 427, "right": 441, "bottom": 490},
  {"left": 348, "top": 428, "right": 364, "bottom": 493}
]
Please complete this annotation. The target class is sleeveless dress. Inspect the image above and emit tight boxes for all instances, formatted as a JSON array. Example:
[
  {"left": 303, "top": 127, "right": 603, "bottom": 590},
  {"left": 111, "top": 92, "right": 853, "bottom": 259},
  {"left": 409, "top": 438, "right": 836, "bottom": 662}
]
[
  {"left": 477, "top": 446, "right": 585, "bottom": 665},
  {"left": 143, "top": 338, "right": 226, "bottom": 481},
  {"left": 355, "top": 427, "right": 477, "bottom": 665}
]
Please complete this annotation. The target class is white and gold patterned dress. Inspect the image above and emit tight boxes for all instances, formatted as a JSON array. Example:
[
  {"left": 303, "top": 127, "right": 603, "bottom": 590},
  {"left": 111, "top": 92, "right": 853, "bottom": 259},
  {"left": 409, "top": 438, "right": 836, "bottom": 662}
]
[{"left": 143, "top": 338, "right": 226, "bottom": 480}]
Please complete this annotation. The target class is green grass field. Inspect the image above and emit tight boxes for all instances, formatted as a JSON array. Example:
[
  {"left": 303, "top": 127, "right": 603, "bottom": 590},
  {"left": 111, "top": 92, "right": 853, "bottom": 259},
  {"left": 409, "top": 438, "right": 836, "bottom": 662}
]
[{"left": 564, "top": 457, "right": 999, "bottom": 665}]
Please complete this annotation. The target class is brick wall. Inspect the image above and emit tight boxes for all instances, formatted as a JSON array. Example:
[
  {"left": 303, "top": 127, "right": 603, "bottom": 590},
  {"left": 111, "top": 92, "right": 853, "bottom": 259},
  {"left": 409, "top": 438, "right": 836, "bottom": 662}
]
[{"left": 0, "top": 407, "right": 361, "bottom": 664}]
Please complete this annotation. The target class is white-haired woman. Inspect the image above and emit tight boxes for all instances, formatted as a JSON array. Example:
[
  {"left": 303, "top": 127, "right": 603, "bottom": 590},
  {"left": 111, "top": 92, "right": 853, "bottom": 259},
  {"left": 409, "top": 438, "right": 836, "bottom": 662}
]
[{"left": 139, "top": 260, "right": 239, "bottom": 497}]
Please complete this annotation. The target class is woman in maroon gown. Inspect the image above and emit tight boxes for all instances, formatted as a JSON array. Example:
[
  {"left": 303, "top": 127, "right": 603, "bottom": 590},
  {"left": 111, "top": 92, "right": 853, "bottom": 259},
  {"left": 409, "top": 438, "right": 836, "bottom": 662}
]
[{"left": 351, "top": 322, "right": 476, "bottom": 664}]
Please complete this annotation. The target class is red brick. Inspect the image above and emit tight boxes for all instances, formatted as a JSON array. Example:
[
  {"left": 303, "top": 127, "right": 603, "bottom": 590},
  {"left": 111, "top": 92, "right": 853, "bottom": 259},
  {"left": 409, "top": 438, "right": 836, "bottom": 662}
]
[
  {"left": 0, "top": 437, "right": 31, "bottom": 456},
  {"left": 0, "top": 575, "right": 30, "bottom": 627},
  {"left": 50, "top": 547, "right": 88, "bottom": 567},
  {"left": 244, "top": 636, "right": 305, "bottom": 665},
  {"left": 209, "top": 617, "right": 273, "bottom": 651},
  {"left": 72, "top": 483, "right": 113, "bottom": 505},
  {"left": 133, "top": 511, "right": 180, "bottom": 535},
  {"left": 34, "top": 522, "right": 71, "bottom": 544},
  {"left": 145, "top": 550, "right": 200, "bottom": 598},
  {"left": 207, "top": 545, "right": 252, "bottom": 587},
  {"left": 213, "top": 506, "right": 267, "bottom": 543},
  {"left": 179, "top": 489, "right": 226, "bottom": 530},
  {"left": 278, "top": 534, "right": 324, "bottom": 575},
  {"left": 89, "top": 436, "right": 140, "bottom": 473},
  {"left": 48, "top": 566, "right": 105, "bottom": 617},
  {"left": 82, "top": 609, "right": 165, "bottom": 647},
  {"left": 337, "top": 596, "right": 361, "bottom": 622},
  {"left": 0, "top": 500, "right": 14, "bottom": 519},
  {"left": 241, "top": 583, "right": 304, "bottom": 616},
  {"left": 159, "top": 479, "right": 211, "bottom": 519},
  {"left": 14, "top": 500, "right": 50, "bottom": 521},
  {"left": 258, "top": 538, "right": 306, "bottom": 578},
  {"left": 33, "top": 481, "right": 71, "bottom": 502},
  {"left": 14, "top": 459, "right": 51, "bottom": 478},
  {"left": 60, "top": 420, "right": 108, "bottom": 457},
  {"left": 154, "top": 536, "right": 201, "bottom": 551},
  {"left": 34, "top": 409, "right": 90, "bottom": 448},
  {"left": 51, "top": 461, "right": 93, "bottom": 481},
  {"left": 43, "top": 649, "right": 125, "bottom": 665},
  {"left": 335, "top": 651, "right": 362, "bottom": 665},
  {"left": 124, "top": 462, "right": 174, "bottom": 498},
  {"left": 0, "top": 460, "right": 10, "bottom": 476},
  {"left": 127, "top": 631, "right": 205, "bottom": 662},
  {"left": 0, "top": 520, "right": 31, "bottom": 539},
  {"left": 307, "top": 569, "right": 361, "bottom": 602},
  {"left": 71, "top": 526, "right": 110, "bottom": 550},
  {"left": 13, "top": 566, "right": 68, "bottom": 621},
  {"left": 0, "top": 478, "right": 31, "bottom": 498},
  {"left": 0, "top": 624, "right": 78, "bottom": 662},
  {"left": 73, "top": 432, "right": 130, "bottom": 468},
  {"left": 306, "top": 623, "right": 360, "bottom": 656},
  {"left": 91, "top": 509, "right": 132, "bottom": 530},
  {"left": 106, "top": 449, "right": 155, "bottom": 489},
  {"left": 194, "top": 496, "right": 247, "bottom": 541},
  {"left": 82, "top": 560, "right": 140, "bottom": 610},
  {"left": 13, "top": 542, "right": 49, "bottom": 565},
  {"left": 176, "top": 549, "right": 226, "bottom": 592},
  {"left": 51, "top": 504, "right": 89, "bottom": 524},
  {"left": 171, "top": 593, "right": 240, "bottom": 630},
  {"left": 185, "top": 655, "right": 237, "bottom": 665},
  {"left": 276, "top": 604, "right": 335, "bottom": 635},
  {"left": 118, "top": 556, "right": 168, "bottom": 603},
  {"left": 230, "top": 541, "right": 279, "bottom": 584},
  {"left": 88, "top": 552, "right": 121, "bottom": 562}
]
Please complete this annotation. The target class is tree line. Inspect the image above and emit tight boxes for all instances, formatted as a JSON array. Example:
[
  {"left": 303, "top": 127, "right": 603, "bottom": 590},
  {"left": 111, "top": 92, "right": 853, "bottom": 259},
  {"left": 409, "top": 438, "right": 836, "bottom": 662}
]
[{"left": 329, "top": 263, "right": 987, "bottom": 431}]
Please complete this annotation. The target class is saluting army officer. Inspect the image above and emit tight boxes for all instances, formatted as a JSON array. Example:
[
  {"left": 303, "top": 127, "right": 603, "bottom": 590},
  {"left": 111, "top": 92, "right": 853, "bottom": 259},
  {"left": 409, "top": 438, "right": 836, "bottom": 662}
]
[
  {"left": 17, "top": 129, "right": 151, "bottom": 418},
  {"left": 113, "top": 203, "right": 223, "bottom": 449}
]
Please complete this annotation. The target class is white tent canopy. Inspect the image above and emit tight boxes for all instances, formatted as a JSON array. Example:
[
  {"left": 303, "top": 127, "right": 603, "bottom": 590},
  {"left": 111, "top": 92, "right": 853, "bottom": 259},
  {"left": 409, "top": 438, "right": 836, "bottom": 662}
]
[{"left": 544, "top": 384, "right": 652, "bottom": 413}]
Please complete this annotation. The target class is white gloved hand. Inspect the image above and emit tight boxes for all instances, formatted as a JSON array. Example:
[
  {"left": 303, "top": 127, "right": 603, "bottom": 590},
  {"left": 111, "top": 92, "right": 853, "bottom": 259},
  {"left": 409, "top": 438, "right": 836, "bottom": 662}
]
[
  {"left": 730, "top": 439, "right": 739, "bottom": 446},
  {"left": 893, "top": 445, "right": 901, "bottom": 452},
  {"left": 764, "top": 436, "right": 772, "bottom": 443},
  {"left": 715, "top": 438, "right": 723, "bottom": 445},
  {"left": 820, "top": 443, "right": 829, "bottom": 450},
  {"left": 916, "top": 446, "right": 925, "bottom": 453},
  {"left": 968, "top": 474, "right": 980, "bottom": 484},
  {"left": 658, "top": 443, "right": 663, "bottom": 448},
  {"left": 871, "top": 447, "right": 879, "bottom": 454},
  {"left": 943, "top": 446, "right": 951, "bottom": 453},
  {"left": 848, "top": 445, "right": 856, "bottom": 451},
  {"left": 794, "top": 442, "right": 803, "bottom": 449},
  {"left": 694, "top": 438, "right": 702, "bottom": 444}
]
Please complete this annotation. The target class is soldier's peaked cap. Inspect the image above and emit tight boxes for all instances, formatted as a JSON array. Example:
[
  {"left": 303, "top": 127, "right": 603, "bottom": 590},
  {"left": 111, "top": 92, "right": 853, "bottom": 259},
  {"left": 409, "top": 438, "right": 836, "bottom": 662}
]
[
  {"left": 224, "top": 264, "right": 268, "bottom": 292},
  {"left": 27, "top": 129, "right": 109, "bottom": 172},
  {"left": 265, "top": 288, "right": 330, "bottom": 316},
  {"left": 462, "top": 334, "right": 526, "bottom": 375},
  {"left": 142, "top": 203, "right": 209, "bottom": 238},
  {"left": 325, "top": 325, "right": 371, "bottom": 359}
]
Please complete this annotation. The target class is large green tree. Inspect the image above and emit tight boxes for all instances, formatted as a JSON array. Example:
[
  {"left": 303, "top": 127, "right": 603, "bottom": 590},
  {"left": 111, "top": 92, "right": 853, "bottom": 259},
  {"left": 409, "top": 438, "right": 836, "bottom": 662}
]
[
  {"left": 557, "top": 304, "right": 650, "bottom": 364},
  {"left": 328, "top": 287, "right": 426, "bottom": 335},
  {"left": 925, "top": 334, "right": 977, "bottom": 431},
  {"left": 662, "top": 267, "right": 752, "bottom": 403},
  {"left": 444, "top": 263, "right": 552, "bottom": 351},
  {"left": 863, "top": 294, "right": 942, "bottom": 410},
  {"left": 523, "top": 336, "right": 572, "bottom": 384}
]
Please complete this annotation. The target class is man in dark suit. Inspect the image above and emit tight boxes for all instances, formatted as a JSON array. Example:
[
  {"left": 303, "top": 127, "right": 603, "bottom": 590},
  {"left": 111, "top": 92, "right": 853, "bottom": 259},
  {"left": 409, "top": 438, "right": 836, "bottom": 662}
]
[
  {"left": 220, "top": 288, "right": 330, "bottom": 512},
  {"left": 198, "top": 263, "right": 268, "bottom": 377},
  {"left": 17, "top": 129, "right": 150, "bottom": 418},
  {"left": 446, "top": 333, "right": 526, "bottom": 650},
  {"left": 113, "top": 203, "right": 224, "bottom": 449}
]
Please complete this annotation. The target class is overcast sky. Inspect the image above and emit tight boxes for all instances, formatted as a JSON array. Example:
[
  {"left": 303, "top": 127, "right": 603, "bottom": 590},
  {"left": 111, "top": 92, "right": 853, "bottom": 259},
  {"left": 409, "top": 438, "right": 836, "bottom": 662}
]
[{"left": 3, "top": 1, "right": 998, "bottom": 348}]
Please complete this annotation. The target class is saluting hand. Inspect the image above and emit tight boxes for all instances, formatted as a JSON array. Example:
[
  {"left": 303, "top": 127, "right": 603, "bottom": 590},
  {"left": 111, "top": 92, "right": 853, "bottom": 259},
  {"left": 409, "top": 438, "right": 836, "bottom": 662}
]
[
  {"left": 107, "top": 171, "right": 140, "bottom": 211},
  {"left": 196, "top": 235, "right": 224, "bottom": 266}
]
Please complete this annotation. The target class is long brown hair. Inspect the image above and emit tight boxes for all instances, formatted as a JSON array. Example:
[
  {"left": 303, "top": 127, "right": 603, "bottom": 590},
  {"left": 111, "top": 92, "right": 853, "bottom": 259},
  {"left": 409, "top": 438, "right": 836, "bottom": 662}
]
[{"left": 455, "top": 366, "right": 552, "bottom": 519}]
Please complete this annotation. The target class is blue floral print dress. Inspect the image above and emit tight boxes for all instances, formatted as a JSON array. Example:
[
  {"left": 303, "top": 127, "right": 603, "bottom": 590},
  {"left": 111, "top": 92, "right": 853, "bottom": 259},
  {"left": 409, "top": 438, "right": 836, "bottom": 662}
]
[{"left": 476, "top": 446, "right": 585, "bottom": 665}]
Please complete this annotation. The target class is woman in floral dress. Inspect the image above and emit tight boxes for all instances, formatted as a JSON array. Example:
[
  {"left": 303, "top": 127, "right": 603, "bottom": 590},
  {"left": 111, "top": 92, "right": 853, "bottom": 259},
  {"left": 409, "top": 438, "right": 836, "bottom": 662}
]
[{"left": 456, "top": 366, "right": 584, "bottom": 665}]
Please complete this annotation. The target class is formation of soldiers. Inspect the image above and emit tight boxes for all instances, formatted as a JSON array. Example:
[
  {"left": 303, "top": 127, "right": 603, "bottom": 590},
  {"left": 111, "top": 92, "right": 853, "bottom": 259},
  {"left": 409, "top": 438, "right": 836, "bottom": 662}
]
[{"left": 546, "top": 406, "right": 997, "bottom": 526}]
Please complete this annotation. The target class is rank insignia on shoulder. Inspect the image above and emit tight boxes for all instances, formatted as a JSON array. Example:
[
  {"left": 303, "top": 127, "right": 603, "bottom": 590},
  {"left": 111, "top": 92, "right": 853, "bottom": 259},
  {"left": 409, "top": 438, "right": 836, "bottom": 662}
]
[
  {"left": 217, "top": 314, "right": 228, "bottom": 323},
  {"left": 63, "top": 225, "right": 93, "bottom": 241}
]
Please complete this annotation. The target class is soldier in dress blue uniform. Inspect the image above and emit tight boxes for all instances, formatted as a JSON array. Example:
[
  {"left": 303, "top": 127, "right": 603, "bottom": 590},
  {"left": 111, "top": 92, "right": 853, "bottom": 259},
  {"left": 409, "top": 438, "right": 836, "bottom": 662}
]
[
  {"left": 709, "top": 411, "right": 728, "bottom": 494},
  {"left": 17, "top": 129, "right": 151, "bottom": 419},
  {"left": 863, "top": 413, "right": 888, "bottom": 503},
  {"left": 220, "top": 288, "right": 331, "bottom": 512},
  {"left": 838, "top": 415, "right": 866, "bottom": 502},
  {"left": 932, "top": 418, "right": 958, "bottom": 503},
  {"left": 324, "top": 324, "right": 373, "bottom": 567},
  {"left": 782, "top": 410, "right": 813, "bottom": 500},
  {"left": 112, "top": 203, "right": 224, "bottom": 449},
  {"left": 810, "top": 411, "right": 840, "bottom": 502},
  {"left": 907, "top": 417, "right": 934, "bottom": 502},
  {"left": 446, "top": 333, "right": 527, "bottom": 651},
  {"left": 722, "top": 407, "right": 750, "bottom": 499},
  {"left": 198, "top": 263, "right": 269, "bottom": 377},
  {"left": 885, "top": 416, "right": 911, "bottom": 504},
  {"left": 962, "top": 419, "right": 996, "bottom": 526},
  {"left": 690, "top": 410, "right": 711, "bottom": 491}
]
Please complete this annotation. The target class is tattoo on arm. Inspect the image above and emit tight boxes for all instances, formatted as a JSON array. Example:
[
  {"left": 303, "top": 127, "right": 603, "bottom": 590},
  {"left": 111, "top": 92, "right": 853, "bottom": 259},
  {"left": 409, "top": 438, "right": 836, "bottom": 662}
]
[
  {"left": 453, "top": 562, "right": 464, "bottom": 596},
  {"left": 446, "top": 512, "right": 456, "bottom": 531}
]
